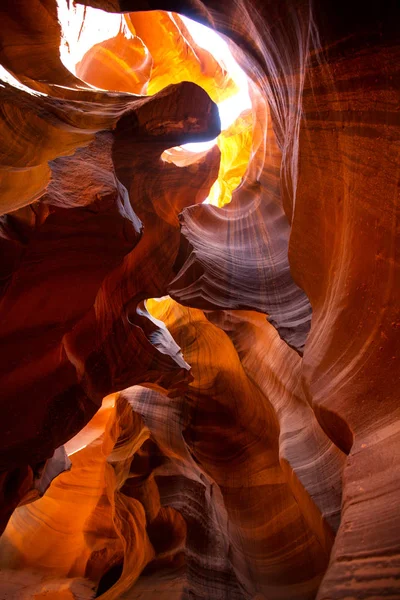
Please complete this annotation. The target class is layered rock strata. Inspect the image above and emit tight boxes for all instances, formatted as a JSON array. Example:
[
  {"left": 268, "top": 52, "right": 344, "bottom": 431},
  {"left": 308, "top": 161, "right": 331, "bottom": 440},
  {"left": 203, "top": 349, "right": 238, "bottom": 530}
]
[{"left": 0, "top": 0, "right": 399, "bottom": 599}]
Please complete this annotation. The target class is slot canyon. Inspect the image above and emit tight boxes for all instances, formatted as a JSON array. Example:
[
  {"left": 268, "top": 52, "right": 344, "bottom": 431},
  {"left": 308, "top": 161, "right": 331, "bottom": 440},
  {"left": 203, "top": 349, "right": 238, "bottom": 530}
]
[{"left": 0, "top": 0, "right": 399, "bottom": 598}]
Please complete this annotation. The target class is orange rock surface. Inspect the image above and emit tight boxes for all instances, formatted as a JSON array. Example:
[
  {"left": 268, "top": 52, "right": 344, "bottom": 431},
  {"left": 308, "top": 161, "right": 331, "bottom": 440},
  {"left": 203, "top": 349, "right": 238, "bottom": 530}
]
[{"left": 0, "top": 0, "right": 399, "bottom": 599}]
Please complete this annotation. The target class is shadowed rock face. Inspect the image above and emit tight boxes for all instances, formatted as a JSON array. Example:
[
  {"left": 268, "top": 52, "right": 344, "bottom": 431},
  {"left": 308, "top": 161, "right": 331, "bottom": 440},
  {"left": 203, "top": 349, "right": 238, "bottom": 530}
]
[{"left": 0, "top": 0, "right": 399, "bottom": 599}]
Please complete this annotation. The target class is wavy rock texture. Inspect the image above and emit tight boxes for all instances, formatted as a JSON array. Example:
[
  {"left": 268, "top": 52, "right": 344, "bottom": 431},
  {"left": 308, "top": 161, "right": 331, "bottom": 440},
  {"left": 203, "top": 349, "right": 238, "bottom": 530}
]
[
  {"left": 0, "top": 4, "right": 221, "bottom": 530},
  {"left": 0, "top": 80, "right": 219, "bottom": 465},
  {"left": 166, "top": 63, "right": 313, "bottom": 351},
  {"left": 0, "top": 394, "right": 154, "bottom": 599},
  {"left": 0, "top": 0, "right": 399, "bottom": 599},
  {"left": 140, "top": 299, "right": 335, "bottom": 598}
]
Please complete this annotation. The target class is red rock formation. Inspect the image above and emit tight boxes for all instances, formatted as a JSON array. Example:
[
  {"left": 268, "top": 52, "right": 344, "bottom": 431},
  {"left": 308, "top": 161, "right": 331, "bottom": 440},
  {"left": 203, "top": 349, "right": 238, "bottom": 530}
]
[{"left": 0, "top": 0, "right": 399, "bottom": 598}]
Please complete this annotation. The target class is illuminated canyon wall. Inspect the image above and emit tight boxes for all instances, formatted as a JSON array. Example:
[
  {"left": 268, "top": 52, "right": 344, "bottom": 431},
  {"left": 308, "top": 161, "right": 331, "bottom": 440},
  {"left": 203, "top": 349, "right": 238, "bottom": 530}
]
[{"left": 0, "top": 0, "right": 399, "bottom": 599}]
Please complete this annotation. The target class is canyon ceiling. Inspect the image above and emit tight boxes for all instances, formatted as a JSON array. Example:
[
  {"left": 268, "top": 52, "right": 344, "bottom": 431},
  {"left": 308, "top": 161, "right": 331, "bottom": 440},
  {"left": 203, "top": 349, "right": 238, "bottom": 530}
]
[{"left": 0, "top": 0, "right": 399, "bottom": 599}]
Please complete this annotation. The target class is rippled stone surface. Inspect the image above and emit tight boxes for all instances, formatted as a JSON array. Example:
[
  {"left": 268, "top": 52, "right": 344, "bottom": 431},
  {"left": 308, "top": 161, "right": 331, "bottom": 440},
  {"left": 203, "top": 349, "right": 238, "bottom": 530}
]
[{"left": 0, "top": 0, "right": 399, "bottom": 598}]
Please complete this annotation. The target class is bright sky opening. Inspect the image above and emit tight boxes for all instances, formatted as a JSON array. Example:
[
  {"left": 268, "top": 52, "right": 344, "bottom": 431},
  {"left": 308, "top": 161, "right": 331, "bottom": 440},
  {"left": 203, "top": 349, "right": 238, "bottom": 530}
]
[
  {"left": 180, "top": 16, "right": 251, "bottom": 152},
  {"left": 56, "top": 1, "right": 251, "bottom": 147},
  {"left": 56, "top": 0, "right": 134, "bottom": 77}
]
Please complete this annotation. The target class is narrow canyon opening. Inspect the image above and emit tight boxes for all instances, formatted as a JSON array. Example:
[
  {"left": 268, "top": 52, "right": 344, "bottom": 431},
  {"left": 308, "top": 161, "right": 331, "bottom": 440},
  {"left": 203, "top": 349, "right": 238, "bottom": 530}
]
[
  {"left": 0, "top": 1, "right": 398, "bottom": 599},
  {"left": 56, "top": 2, "right": 254, "bottom": 207}
]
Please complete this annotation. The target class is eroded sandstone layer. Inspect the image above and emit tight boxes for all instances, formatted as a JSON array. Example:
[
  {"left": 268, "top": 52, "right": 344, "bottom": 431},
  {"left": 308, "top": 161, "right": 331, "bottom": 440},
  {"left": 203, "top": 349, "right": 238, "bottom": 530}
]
[{"left": 0, "top": 0, "right": 399, "bottom": 599}]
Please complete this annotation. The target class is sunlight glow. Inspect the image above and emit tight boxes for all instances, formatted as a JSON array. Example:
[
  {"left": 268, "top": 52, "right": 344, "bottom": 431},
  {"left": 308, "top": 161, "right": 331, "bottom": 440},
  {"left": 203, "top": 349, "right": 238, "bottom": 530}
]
[
  {"left": 56, "top": 0, "right": 134, "bottom": 78},
  {"left": 179, "top": 16, "right": 251, "bottom": 152},
  {"left": 0, "top": 65, "right": 47, "bottom": 96},
  {"left": 55, "top": 4, "right": 252, "bottom": 206},
  {"left": 56, "top": 2, "right": 251, "bottom": 139},
  {"left": 64, "top": 394, "right": 116, "bottom": 457}
]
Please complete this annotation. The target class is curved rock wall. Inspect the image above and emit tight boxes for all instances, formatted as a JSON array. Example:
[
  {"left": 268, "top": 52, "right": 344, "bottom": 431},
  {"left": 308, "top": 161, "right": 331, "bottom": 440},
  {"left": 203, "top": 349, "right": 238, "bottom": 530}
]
[{"left": 0, "top": 0, "right": 399, "bottom": 598}]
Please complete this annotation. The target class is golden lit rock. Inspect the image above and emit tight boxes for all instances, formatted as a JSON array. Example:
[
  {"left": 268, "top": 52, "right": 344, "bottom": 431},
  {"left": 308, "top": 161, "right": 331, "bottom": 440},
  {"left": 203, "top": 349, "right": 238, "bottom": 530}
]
[
  {"left": 0, "top": 0, "right": 399, "bottom": 599},
  {"left": 76, "top": 32, "right": 152, "bottom": 94}
]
